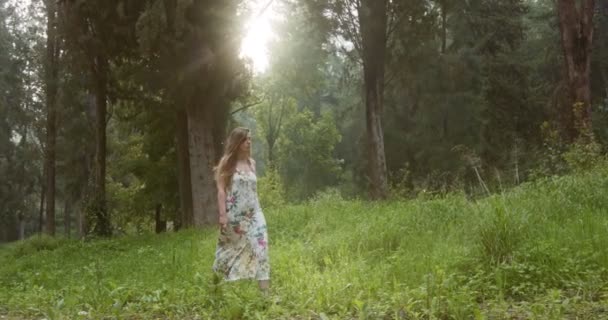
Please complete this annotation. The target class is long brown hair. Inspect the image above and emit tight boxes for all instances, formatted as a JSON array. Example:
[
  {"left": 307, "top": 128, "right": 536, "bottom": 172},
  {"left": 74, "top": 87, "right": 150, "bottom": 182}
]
[{"left": 214, "top": 127, "right": 251, "bottom": 189}]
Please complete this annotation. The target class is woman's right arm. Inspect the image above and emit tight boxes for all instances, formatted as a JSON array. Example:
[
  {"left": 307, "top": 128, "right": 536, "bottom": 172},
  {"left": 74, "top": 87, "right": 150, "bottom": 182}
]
[{"left": 217, "top": 179, "right": 228, "bottom": 227}]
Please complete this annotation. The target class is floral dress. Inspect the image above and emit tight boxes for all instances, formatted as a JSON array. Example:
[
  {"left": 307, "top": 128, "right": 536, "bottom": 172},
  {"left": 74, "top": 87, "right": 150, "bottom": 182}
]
[{"left": 213, "top": 169, "right": 270, "bottom": 281}]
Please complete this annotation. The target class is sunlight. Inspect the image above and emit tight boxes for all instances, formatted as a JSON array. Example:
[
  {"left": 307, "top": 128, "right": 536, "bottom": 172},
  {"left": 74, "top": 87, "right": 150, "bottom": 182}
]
[{"left": 240, "top": 0, "right": 276, "bottom": 73}]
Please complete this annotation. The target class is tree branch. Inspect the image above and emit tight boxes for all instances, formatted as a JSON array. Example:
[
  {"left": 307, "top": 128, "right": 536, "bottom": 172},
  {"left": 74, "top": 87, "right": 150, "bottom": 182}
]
[{"left": 230, "top": 99, "right": 263, "bottom": 115}]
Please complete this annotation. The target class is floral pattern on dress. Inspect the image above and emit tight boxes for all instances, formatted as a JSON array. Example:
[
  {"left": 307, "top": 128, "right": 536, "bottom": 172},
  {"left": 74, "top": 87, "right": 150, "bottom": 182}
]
[{"left": 212, "top": 169, "right": 270, "bottom": 281}]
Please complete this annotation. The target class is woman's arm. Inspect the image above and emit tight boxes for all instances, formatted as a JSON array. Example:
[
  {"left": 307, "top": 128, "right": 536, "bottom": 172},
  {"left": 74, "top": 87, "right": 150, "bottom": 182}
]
[
  {"left": 250, "top": 158, "right": 256, "bottom": 174},
  {"left": 217, "top": 179, "right": 228, "bottom": 227}
]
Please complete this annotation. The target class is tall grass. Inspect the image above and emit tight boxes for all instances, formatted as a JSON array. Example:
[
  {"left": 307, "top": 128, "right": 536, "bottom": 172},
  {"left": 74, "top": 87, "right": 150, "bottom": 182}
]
[{"left": 1, "top": 165, "right": 608, "bottom": 319}]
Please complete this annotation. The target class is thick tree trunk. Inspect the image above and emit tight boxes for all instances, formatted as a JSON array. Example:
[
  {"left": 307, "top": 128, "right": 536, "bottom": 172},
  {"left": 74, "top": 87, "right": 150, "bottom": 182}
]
[
  {"left": 359, "top": 0, "right": 389, "bottom": 200},
  {"left": 92, "top": 56, "right": 111, "bottom": 236},
  {"left": 163, "top": 0, "right": 196, "bottom": 231},
  {"left": 187, "top": 104, "right": 219, "bottom": 227},
  {"left": 44, "top": 0, "right": 59, "bottom": 236},
  {"left": 557, "top": 0, "right": 595, "bottom": 138},
  {"left": 176, "top": 108, "right": 193, "bottom": 229}
]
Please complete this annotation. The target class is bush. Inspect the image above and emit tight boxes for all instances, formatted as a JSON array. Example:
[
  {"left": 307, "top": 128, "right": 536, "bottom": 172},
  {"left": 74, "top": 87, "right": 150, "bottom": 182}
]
[
  {"left": 257, "top": 167, "right": 286, "bottom": 209},
  {"left": 10, "top": 234, "right": 67, "bottom": 258},
  {"left": 478, "top": 203, "right": 527, "bottom": 265},
  {"left": 563, "top": 138, "right": 604, "bottom": 171}
]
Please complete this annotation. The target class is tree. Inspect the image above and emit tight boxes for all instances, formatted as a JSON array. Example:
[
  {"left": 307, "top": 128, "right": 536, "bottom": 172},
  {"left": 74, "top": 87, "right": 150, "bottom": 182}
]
[
  {"left": 59, "top": 0, "right": 145, "bottom": 236},
  {"left": 136, "top": 0, "right": 248, "bottom": 227},
  {"left": 255, "top": 92, "right": 292, "bottom": 167},
  {"left": 0, "top": 0, "right": 45, "bottom": 241},
  {"left": 325, "top": 0, "right": 390, "bottom": 199},
  {"left": 467, "top": 0, "right": 532, "bottom": 171},
  {"left": 557, "top": 0, "right": 596, "bottom": 139},
  {"left": 44, "top": 0, "right": 60, "bottom": 236},
  {"left": 358, "top": 0, "right": 389, "bottom": 199}
]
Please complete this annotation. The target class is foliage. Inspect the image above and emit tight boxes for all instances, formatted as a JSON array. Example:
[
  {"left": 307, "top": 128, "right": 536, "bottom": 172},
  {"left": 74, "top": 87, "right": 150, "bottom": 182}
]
[
  {"left": 276, "top": 110, "right": 342, "bottom": 201},
  {"left": 257, "top": 167, "right": 286, "bottom": 209},
  {"left": 533, "top": 103, "right": 605, "bottom": 179},
  {"left": 562, "top": 103, "right": 605, "bottom": 171},
  {"left": 563, "top": 140, "right": 604, "bottom": 172}
]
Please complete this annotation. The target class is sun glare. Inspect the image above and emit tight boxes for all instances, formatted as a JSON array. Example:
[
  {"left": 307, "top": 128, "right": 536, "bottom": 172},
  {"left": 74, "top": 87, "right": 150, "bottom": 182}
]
[{"left": 241, "top": 1, "right": 276, "bottom": 73}]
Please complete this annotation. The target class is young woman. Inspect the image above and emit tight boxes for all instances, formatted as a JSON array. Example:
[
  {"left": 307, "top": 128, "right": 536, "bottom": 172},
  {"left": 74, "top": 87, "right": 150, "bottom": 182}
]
[{"left": 212, "top": 127, "right": 270, "bottom": 293}]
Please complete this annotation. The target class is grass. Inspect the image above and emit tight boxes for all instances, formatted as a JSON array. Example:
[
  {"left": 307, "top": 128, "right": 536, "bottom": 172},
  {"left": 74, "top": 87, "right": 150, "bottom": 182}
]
[{"left": 1, "top": 166, "right": 608, "bottom": 319}]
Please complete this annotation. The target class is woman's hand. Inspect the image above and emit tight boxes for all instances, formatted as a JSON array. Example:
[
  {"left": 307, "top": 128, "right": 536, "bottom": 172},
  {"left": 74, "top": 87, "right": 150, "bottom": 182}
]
[{"left": 219, "top": 214, "right": 228, "bottom": 229}]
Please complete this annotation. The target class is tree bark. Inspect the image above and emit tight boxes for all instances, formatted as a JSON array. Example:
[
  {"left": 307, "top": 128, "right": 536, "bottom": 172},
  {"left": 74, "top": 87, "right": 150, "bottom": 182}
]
[
  {"left": 44, "top": 0, "right": 59, "bottom": 236},
  {"left": 176, "top": 108, "right": 194, "bottom": 229},
  {"left": 557, "top": 0, "right": 595, "bottom": 138},
  {"left": 187, "top": 103, "right": 219, "bottom": 227},
  {"left": 359, "top": 0, "right": 389, "bottom": 200}
]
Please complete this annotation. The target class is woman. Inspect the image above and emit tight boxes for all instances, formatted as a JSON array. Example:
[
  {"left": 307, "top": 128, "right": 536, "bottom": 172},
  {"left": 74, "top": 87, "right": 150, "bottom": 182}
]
[{"left": 212, "top": 127, "right": 270, "bottom": 293}]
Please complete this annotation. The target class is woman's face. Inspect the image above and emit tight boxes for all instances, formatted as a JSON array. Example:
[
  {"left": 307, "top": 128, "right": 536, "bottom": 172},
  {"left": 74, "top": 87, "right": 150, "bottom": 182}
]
[{"left": 239, "top": 133, "right": 251, "bottom": 154}]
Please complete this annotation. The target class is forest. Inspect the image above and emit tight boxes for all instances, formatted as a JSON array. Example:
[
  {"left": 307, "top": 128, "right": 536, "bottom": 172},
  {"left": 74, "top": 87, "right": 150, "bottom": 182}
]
[{"left": 1, "top": 0, "right": 608, "bottom": 318}]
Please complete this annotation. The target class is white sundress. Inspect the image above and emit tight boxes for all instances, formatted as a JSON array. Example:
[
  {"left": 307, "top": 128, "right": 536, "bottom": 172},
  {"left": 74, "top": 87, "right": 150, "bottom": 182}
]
[{"left": 212, "top": 169, "right": 270, "bottom": 281}]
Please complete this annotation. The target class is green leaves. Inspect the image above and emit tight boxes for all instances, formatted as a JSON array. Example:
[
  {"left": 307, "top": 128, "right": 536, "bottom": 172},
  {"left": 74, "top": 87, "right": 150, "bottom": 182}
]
[{"left": 276, "top": 110, "right": 342, "bottom": 201}]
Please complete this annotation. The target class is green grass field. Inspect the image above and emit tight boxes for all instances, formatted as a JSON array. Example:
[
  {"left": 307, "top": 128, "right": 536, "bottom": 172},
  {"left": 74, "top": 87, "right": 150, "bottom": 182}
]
[{"left": 2, "top": 166, "right": 608, "bottom": 319}]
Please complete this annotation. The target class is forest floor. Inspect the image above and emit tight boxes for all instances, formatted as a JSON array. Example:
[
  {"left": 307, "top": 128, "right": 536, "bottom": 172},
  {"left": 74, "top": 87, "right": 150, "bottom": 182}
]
[{"left": 2, "top": 165, "right": 608, "bottom": 319}]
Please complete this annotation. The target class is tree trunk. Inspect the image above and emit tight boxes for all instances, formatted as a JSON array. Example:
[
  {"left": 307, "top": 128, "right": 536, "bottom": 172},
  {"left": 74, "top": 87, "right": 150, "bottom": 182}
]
[
  {"left": 76, "top": 199, "right": 85, "bottom": 239},
  {"left": 557, "top": 0, "right": 595, "bottom": 138},
  {"left": 265, "top": 99, "right": 286, "bottom": 168},
  {"left": 359, "top": 0, "right": 389, "bottom": 200},
  {"left": 163, "top": 0, "right": 195, "bottom": 231},
  {"left": 92, "top": 55, "right": 111, "bottom": 236},
  {"left": 176, "top": 108, "right": 194, "bottom": 229},
  {"left": 38, "top": 172, "right": 46, "bottom": 234},
  {"left": 18, "top": 213, "right": 25, "bottom": 240},
  {"left": 44, "top": 0, "right": 59, "bottom": 236},
  {"left": 440, "top": 0, "right": 447, "bottom": 54},
  {"left": 187, "top": 103, "right": 219, "bottom": 227},
  {"left": 268, "top": 141, "right": 275, "bottom": 166},
  {"left": 64, "top": 198, "right": 71, "bottom": 238},
  {"left": 155, "top": 204, "right": 166, "bottom": 233},
  {"left": 601, "top": 68, "right": 608, "bottom": 100}
]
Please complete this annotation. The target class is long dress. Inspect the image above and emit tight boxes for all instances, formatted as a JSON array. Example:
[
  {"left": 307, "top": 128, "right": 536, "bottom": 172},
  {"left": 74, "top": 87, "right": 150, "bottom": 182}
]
[{"left": 213, "top": 169, "right": 270, "bottom": 281}]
